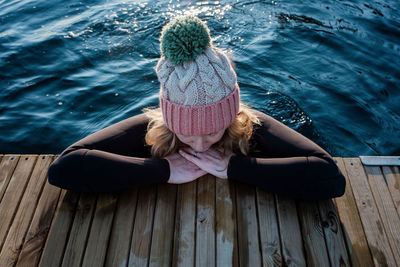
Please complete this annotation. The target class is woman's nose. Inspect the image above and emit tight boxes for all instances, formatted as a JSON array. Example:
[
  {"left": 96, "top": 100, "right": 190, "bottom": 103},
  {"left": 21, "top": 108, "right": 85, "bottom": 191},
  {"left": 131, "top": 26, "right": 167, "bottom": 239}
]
[{"left": 193, "top": 138, "right": 207, "bottom": 152}]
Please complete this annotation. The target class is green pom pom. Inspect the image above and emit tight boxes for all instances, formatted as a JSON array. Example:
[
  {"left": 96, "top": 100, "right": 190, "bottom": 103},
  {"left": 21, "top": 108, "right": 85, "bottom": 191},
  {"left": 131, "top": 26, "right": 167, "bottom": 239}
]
[{"left": 160, "top": 16, "right": 211, "bottom": 65}]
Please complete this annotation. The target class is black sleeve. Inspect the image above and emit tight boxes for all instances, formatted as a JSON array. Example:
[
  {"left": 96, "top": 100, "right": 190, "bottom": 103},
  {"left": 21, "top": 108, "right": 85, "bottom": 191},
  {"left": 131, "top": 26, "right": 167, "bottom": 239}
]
[
  {"left": 47, "top": 113, "right": 170, "bottom": 192},
  {"left": 227, "top": 110, "right": 346, "bottom": 200}
]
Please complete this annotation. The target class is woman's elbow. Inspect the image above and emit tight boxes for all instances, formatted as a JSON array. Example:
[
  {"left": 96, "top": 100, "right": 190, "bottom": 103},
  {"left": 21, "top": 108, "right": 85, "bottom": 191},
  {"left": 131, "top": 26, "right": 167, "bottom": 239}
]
[
  {"left": 47, "top": 148, "right": 88, "bottom": 191},
  {"left": 324, "top": 157, "right": 346, "bottom": 198},
  {"left": 308, "top": 155, "right": 347, "bottom": 199},
  {"left": 330, "top": 171, "right": 346, "bottom": 198},
  {"left": 47, "top": 158, "right": 67, "bottom": 188}
]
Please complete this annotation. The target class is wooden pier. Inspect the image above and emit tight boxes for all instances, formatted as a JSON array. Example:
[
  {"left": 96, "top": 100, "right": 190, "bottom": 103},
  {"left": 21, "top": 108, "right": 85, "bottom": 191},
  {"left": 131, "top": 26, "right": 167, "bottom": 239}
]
[{"left": 0, "top": 155, "right": 399, "bottom": 266}]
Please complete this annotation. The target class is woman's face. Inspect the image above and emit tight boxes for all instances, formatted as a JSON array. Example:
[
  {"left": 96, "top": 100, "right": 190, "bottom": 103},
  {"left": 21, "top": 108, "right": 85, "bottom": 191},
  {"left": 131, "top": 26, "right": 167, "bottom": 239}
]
[{"left": 176, "top": 129, "right": 226, "bottom": 152}]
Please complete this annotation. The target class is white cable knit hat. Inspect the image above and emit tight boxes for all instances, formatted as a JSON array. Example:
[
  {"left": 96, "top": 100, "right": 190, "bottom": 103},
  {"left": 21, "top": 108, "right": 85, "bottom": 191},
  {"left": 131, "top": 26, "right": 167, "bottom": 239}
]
[{"left": 155, "top": 15, "right": 240, "bottom": 136}]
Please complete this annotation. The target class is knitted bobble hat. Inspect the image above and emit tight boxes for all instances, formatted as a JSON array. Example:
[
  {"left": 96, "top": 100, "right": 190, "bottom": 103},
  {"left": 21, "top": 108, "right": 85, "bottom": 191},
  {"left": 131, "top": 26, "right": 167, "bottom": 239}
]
[{"left": 155, "top": 15, "right": 240, "bottom": 136}]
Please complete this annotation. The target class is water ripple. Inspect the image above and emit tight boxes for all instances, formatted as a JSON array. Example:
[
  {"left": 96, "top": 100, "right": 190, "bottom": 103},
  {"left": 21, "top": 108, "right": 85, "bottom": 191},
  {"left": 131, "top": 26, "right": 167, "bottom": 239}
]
[{"left": 0, "top": 0, "right": 399, "bottom": 155}]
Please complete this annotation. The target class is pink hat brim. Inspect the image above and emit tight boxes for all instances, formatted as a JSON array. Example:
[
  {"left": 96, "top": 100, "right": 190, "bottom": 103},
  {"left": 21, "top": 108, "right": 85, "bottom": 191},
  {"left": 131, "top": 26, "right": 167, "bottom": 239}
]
[{"left": 160, "top": 84, "right": 240, "bottom": 136}]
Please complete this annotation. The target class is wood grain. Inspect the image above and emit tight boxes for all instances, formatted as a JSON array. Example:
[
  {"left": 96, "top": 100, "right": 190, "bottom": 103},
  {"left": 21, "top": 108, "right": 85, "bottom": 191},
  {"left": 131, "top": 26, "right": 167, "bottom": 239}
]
[
  {"left": 39, "top": 190, "right": 80, "bottom": 267},
  {"left": 16, "top": 157, "right": 61, "bottom": 267},
  {"left": 333, "top": 157, "right": 374, "bottom": 267},
  {"left": 0, "top": 155, "right": 20, "bottom": 202},
  {"left": 216, "top": 179, "right": 238, "bottom": 267},
  {"left": 1, "top": 155, "right": 398, "bottom": 267},
  {"left": 61, "top": 193, "right": 97, "bottom": 267},
  {"left": 128, "top": 185, "right": 157, "bottom": 266},
  {"left": 105, "top": 187, "right": 139, "bottom": 267},
  {"left": 81, "top": 192, "right": 118, "bottom": 267},
  {"left": 275, "top": 195, "right": 306, "bottom": 266},
  {"left": 0, "top": 155, "right": 53, "bottom": 266},
  {"left": 318, "top": 199, "right": 350, "bottom": 266},
  {"left": 0, "top": 155, "right": 37, "bottom": 252},
  {"left": 235, "top": 182, "right": 261, "bottom": 267},
  {"left": 382, "top": 166, "right": 400, "bottom": 217},
  {"left": 256, "top": 189, "right": 282, "bottom": 267},
  {"left": 196, "top": 175, "right": 216, "bottom": 267},
  {"left": 297, "top": 200, "right": 330, "bottom": 266},
  {"left": 172, "top": 181, "right": 196, "bottom": 267},
  {"left": 364, "top": 165, "right": 400, "bottom": 266},
  {"left": 343, "top": 158, "right": 396, "bottom": 266},
  {"left": 149, "top": 184, "right": 177, "bottom": 267}
]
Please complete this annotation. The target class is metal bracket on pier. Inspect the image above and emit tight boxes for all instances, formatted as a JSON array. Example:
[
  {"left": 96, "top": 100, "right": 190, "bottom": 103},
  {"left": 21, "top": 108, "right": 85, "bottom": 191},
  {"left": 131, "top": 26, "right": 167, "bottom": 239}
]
[{"left": 360, "top": 156, "right": 400, "bottom": 166}]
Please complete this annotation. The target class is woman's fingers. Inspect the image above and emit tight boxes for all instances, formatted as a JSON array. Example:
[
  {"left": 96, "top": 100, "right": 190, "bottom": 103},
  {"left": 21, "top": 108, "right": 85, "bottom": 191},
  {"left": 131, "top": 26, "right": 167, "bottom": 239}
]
[
  {"left": 177, "top": 147, "right": 233, "bottom": 179},
  {"left": 205, "top": 148, "right": 222, "bottom": 158},
  {"left": 180, "top": 147, "right": 219, "bottom": 161},
  {"left": 179, "top": 149, "right": 217, "bottom": 169},
  {"left": 179, "top": 149, "right": 218, "bottom": 175},
  {"left": 165, "top": 152, "right": 208, "bottom": 184},
  {"left": 179, "top": 149, "right": 200, "bottom": 163}
]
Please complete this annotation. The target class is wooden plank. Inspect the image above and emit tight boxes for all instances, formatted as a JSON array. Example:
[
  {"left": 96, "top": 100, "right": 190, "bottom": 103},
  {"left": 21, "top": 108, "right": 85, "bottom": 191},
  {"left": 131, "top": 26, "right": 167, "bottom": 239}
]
[
  {"left": 318, "top": 199, "right": 350, "bottom": 266},
  {"left": 364, "top": 165, "right": 400, "bottom": 265},
  {"left": 0, "top": 155, "right": 53, "bottom": 266},
  {"left": 256, "top": 188, "right": 282, "bottom": 266},
  {"left": 16, "top": 157, "right": 62, "bottom": 267},
  {"left": 333, "top": 157, "right": 374, "bottom": 267},
  {"left": 61, "top": 193, "right": 97, "bottom": 267},
  {"left": 297, "top": 200, "right": 330, "bottom": 266},
  {"left": 172, "top": 181, "right": 196, "bottom": 267},
  {"left": 105, "top": 187, "right": 139, "bottom": 267},
  {"left": 149, "top": 184, "right": 177, "bottom": 267},
  {"left": 196, "top": 175, "right": 216, "bottom": 267},
  {"left": 343, "top": 158, "right": 396, "bottom": 266},
  {"left": 38, "top": 190, "right": 79, "bottom": 267},
  {"left": 235, "top": 182, "right": 261, "bottom": 267},
  {"left": 382, "top": 166, "right": 400, "bottom": 217},
  {"left": 275, "top": 195, "right": 306, "bottom": 266},
  {"left": 0, "top": 155, "right": 20, "bottom": 202},
  {"left": 128, "top": 185, "right": 157, "bottom": 266},
  {"left": 82, "top": 192, "right": 118, "bottom": 267},
  {"left": 216, "top": 179, "right": 238, "bottom": 267},
  {"left": 0, "top": 155, "right": 37, "bottom": 252}
]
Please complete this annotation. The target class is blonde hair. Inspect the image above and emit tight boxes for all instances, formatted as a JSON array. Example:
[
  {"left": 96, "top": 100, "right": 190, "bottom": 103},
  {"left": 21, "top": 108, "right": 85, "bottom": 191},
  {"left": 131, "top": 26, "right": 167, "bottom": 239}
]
[{"left": 142, "top": 102, "right": 261, "bottom": 158}]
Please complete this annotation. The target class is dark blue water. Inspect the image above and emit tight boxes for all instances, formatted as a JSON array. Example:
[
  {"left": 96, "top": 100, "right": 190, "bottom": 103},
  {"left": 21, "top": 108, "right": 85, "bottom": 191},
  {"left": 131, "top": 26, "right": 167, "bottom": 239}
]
[{"left": 1, "top": 0, "right": 399, "bottom": 156}]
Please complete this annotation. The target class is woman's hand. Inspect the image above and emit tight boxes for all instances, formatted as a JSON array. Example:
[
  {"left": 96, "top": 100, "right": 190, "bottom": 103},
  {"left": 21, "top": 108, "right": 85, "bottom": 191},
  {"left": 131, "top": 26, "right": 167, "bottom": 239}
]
[
  {"left": 178, "top": 147, "right": 234, "bottom": 179},
  {"left": 164, "top": 152, "right": 207, "bottom": 184}
]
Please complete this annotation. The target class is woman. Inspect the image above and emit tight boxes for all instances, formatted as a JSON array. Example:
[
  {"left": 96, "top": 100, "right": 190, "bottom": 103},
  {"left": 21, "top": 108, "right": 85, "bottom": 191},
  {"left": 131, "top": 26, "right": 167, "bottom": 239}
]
[{"left": 48, "top": 16, "right": 345, "bottom": 200}]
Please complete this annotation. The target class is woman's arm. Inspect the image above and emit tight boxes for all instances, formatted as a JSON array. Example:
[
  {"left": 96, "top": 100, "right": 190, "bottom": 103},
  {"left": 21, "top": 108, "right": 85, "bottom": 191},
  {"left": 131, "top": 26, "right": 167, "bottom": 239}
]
[
  {"left": 227, "top": 110, "right": 346, "bottom": 200},
  {"left": 47, "top": 113, "right": 170, "bottom": 192}
]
